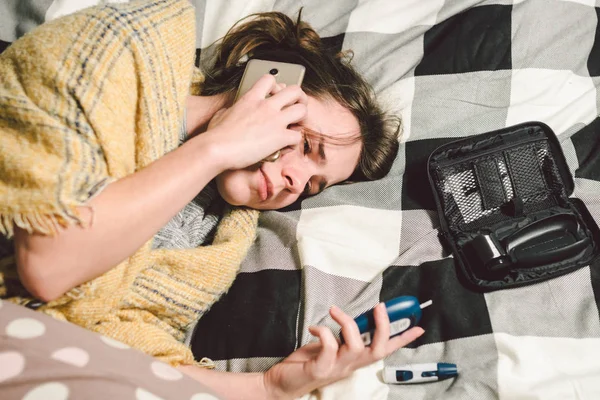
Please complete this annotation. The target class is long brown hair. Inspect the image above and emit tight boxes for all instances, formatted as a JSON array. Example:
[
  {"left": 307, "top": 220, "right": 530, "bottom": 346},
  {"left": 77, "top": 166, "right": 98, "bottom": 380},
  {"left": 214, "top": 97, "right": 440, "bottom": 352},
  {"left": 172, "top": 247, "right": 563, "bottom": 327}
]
[{"left": 201, "top": 10, "right": 401, "bottom": 182}]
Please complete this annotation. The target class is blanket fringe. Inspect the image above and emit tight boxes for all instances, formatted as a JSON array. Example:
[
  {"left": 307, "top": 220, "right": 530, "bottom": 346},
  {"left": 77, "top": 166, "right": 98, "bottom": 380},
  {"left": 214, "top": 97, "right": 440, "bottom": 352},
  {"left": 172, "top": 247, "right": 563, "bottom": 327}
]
[
  {"left": 0, "top": 209, "right": 81, "bottom": 238},
  {"left": 196, "top": 357, "right": 216, "bottom": 369}
]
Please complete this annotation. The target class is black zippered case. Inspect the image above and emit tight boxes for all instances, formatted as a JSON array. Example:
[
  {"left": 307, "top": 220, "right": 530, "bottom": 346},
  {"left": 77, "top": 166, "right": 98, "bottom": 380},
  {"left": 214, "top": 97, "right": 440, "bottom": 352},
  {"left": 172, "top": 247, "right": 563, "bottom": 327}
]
[{"left": 427, "top": 122, "right": 600, "bottom": 291}]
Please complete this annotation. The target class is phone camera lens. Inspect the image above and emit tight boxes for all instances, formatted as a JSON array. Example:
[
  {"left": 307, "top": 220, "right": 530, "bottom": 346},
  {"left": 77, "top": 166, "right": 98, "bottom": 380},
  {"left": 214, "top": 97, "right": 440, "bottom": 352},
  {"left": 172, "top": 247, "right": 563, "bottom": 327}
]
[{"left": 269, "top": 68, "right": 279, "bottom": 76}]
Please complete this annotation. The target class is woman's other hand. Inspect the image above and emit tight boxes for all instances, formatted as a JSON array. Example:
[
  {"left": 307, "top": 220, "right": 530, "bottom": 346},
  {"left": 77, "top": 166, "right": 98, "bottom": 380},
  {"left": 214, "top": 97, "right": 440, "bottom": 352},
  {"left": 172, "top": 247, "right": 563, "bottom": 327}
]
[
  {"left": 203, "top": 74, "right": 307, "bottom": 171},
  {"left": 263, "top": 303, "right": 425, "bottom": 399}
]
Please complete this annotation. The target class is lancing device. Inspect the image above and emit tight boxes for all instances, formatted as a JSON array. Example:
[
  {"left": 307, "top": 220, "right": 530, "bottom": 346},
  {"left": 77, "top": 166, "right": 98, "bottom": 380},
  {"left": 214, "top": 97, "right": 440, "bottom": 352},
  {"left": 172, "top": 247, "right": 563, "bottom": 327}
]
[
  {"left": 354, "top": 296, "right": 432, "bottom": 346},
  {"left": 383, "top": 363, "right": 458, "bottom": 384}
]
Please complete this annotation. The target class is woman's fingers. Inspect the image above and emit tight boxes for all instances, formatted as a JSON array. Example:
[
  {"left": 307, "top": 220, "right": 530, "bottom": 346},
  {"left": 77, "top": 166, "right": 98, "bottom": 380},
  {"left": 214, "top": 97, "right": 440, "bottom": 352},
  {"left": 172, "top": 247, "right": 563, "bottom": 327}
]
[
  {"left": 269, "top": 82, "right": 286, "bottom": 97},
  {"left": 242, "top": 74, "right": 308, "bottom": 128},
  {"left": 369, "top": 303, "right": 391, "bottom": 358},
  {"left": 308, "top": 326, "right": 338, "bottom": 376},
  {"left": 240, "top": 73, "right": 307, "bottom": 126},
  {"left": 298, "top": 312, "right": 424, "bottom": 389},
  {"left": 245, "top": 74, "right": 279, "bottom": 100},
  {"left": 279, "top": 103, "right": 308, "bottom": 126},
  {"left": 202, "top": 73, "right": 309, "bottom": 170},
  {"left": 267, "top": 127, "right": 303, "bottom": 152},
  {"left": 385, "top": 326, "right": 425, "bottom": 355},
  {"left": 330, "top": 305, "right": 364, "bottom": 351},
  {"left": 245, "top": 74, "right": 304, "bottom": 105},
  {"left": 269, "top": 85, "right": 308, "bottom": 109}
]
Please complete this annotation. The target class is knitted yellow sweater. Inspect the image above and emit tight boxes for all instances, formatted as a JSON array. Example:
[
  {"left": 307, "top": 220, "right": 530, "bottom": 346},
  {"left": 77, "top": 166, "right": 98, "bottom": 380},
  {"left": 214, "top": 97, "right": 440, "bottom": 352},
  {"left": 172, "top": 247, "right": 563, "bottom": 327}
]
[{"left": 0, "top": 0, "right": 259, "bottom": 366}]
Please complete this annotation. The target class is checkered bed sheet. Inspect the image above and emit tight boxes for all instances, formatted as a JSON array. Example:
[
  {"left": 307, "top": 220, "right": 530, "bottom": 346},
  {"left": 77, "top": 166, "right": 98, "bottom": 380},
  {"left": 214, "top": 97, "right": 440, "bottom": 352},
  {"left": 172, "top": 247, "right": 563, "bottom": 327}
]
[{"left": 2, "top": 1, "right": 600, "bottom": 399}]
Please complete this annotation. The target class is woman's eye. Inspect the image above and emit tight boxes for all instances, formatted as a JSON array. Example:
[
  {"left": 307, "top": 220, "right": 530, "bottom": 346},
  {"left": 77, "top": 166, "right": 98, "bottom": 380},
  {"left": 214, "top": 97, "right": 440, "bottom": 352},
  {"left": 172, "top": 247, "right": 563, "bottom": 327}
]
[
  {"left": 303, "top": 136, "right": 311, "bottom": 155},
  {"left": 303, "top": 181, "right": 312, "bottom": 196}
]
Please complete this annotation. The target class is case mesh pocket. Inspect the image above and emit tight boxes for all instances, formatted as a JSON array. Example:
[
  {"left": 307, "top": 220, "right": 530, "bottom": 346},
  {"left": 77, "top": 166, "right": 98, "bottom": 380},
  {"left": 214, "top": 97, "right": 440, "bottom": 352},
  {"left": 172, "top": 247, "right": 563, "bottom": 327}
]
[
  {"left": 506, "top": 145, "right": 546, "bottom": 199},
  {"left": 474, "top": 159, "right": 507, "bottom": 210},
  {"left": 436, "top": 140, "right": 566, "bottom": 230}
]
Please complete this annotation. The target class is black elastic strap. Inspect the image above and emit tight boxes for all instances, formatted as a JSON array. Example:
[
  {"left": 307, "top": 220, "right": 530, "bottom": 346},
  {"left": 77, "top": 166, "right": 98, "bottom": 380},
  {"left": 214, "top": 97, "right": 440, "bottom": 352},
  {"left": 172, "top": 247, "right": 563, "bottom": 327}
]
[
  {"left": 474, "top": 159, "right": 506, "bottom": 210},
  {"left": 505, "top": 145, "right": 547, "bottom": 200}
]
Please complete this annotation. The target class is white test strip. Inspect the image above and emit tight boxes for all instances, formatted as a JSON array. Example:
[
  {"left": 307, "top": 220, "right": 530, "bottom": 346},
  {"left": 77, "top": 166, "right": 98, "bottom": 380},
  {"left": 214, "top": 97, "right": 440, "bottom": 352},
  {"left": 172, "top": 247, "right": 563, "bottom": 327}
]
[{"left": 420, "top": 300, "right": 433, "bottom": 309}]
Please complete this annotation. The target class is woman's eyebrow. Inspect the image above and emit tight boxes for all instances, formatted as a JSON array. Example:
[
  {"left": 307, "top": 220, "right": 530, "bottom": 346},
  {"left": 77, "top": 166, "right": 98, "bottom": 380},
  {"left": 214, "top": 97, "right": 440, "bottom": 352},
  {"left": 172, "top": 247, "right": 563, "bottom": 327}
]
[
  {"left": 302, "top": 126, "right": 329, "bottom": 194},
  {"left": 303, "top": 126, "right": 328, "bottom": 165},
  {"left": 317, "top": 139, "right": 327, "bottom": 164},
  {"left": 317, "top": 179, "right": 327, "bottom": 193}
]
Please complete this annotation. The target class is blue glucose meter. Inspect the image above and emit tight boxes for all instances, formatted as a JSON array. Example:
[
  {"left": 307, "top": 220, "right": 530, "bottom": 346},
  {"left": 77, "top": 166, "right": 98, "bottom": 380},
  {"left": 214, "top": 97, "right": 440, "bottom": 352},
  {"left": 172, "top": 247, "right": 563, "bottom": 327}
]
[{"left": 354, "top": 296, "right": 432, "bottom": 345}]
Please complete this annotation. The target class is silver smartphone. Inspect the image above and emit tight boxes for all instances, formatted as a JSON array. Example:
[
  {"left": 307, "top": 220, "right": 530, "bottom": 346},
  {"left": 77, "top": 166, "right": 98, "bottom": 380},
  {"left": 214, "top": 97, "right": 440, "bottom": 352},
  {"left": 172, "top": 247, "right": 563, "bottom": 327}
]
[{"left": 235, "top": 59, "right": 306, "bottom": 101}]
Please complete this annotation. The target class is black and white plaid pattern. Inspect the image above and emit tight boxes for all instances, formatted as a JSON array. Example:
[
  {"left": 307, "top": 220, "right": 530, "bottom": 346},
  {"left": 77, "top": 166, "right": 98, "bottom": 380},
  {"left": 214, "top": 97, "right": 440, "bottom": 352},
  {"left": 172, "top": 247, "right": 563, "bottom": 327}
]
[{"left": 2, "top": 1, "right": 600, "bottom": 399}]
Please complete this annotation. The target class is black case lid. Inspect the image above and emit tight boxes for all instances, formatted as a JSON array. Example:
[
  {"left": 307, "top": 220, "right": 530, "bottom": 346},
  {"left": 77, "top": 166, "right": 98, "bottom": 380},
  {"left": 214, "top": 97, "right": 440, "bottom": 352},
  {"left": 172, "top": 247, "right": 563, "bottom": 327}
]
[{"left": 427, "top": 121, "right": 574, "bottom": 231}]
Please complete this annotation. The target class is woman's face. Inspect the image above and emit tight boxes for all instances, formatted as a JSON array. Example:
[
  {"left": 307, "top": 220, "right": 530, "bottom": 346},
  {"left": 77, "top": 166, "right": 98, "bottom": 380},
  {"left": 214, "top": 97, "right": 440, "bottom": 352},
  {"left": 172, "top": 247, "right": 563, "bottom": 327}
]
[{"left": 215, "top": 96, "right": 362, "bottom": 210}]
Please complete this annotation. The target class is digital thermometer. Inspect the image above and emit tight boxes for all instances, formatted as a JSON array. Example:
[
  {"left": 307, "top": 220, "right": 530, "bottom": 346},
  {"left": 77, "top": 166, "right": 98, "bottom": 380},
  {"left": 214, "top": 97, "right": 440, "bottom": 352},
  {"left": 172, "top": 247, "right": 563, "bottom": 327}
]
[
  {"left": 383, "top": 363, "right": 458, "bottom": 384},
  {"left": 354, "top": 296, "right": 432, "bottom": 345}
]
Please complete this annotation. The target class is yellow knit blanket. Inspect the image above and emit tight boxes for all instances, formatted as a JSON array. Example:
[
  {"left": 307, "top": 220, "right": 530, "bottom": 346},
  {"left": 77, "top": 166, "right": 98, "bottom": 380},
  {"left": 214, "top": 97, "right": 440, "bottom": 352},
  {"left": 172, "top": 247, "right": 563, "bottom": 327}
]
[{"left": 0, "top": 0, "right": 258, "bottom": 366}]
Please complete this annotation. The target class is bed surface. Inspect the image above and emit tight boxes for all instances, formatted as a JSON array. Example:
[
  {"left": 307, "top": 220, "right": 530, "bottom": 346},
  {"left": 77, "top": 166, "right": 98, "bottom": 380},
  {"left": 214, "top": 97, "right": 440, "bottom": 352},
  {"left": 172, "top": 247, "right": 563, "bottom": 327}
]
[{"left": 2, "top": 1, "right": 600, "bottom": 399}]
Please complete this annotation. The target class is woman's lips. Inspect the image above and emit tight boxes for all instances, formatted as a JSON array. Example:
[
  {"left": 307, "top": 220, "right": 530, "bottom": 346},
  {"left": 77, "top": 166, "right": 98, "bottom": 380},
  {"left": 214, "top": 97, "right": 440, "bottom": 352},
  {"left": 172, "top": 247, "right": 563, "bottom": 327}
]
[{"left": 258, "top": 166, "right": 273, "bottom": 202}]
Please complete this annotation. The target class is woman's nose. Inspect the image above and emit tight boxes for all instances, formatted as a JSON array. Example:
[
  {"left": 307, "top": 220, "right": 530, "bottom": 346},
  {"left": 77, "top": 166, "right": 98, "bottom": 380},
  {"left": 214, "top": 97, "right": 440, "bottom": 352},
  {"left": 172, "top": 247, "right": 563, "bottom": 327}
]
[
  {"left": 280, "top": 156, "right": 312, "bottom": 194},
  {"left": 282, "top": 168, "right": 308, "bottom": 194}
]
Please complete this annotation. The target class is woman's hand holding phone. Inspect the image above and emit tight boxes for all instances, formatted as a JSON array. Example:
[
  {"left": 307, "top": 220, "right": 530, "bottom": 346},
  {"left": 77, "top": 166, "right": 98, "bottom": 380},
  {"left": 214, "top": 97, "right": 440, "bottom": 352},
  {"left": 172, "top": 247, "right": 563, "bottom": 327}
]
[{"left": 203, "top": 74, "right": 307, "bottom": 171}]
